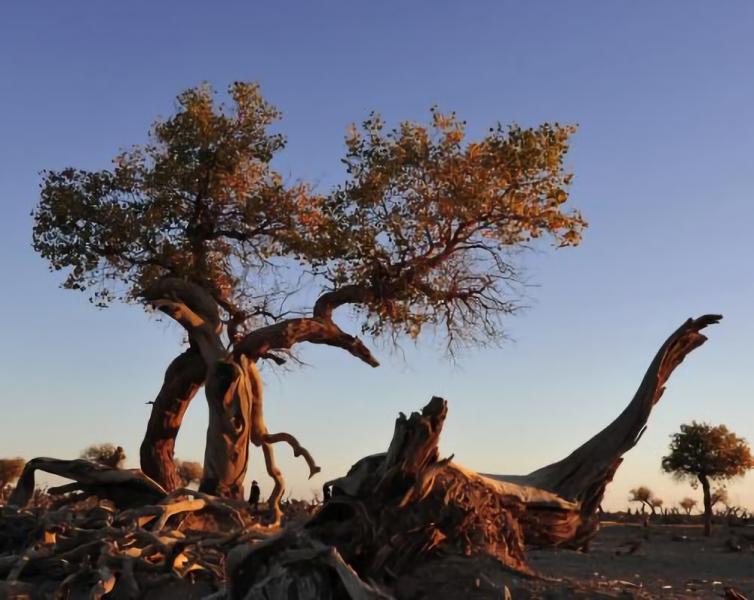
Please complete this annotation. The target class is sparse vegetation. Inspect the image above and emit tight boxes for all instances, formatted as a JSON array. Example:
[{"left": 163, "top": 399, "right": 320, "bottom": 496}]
[
  {"left": 628, "top": 486, "right": 655, "bottom": 515},
  {"left": 175, "top": 459, "right": 203, "bottom": 486},
  {"left": 679, "top": 497, "right": 697, "bottom": 515},
  {"left": 0, "top": 458, "right": 25, "bottom": 488},
  {"left": 79, "top": 444, "right": 126, "bottom": 469}
]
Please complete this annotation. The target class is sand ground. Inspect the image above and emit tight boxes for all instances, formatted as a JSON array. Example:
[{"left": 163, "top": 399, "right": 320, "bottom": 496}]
[{"left": 528, "top": 522, "right": 754, "bottom": 598}]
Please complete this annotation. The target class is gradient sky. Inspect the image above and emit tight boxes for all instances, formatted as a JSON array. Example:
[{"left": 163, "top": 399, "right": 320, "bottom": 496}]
[{"left": 1, "top": 2, "right": 753, "bottom": 511}]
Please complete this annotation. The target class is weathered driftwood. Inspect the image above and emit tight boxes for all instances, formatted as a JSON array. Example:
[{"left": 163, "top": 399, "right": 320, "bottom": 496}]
[
  {"left": 8, "top": 458, "right": 167, "bottom": 509},
  {"left": 226, "top": 529, "right": 392, "bottom": 600}
]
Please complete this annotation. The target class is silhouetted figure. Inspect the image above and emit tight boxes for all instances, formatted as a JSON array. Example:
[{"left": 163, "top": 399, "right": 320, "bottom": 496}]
[{"left": 249, "top": 480, "right": 261, "bottom": 511}]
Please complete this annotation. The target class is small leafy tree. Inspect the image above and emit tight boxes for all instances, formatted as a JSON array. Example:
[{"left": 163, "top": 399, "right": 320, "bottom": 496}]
[
  {"left": 80, "top": 444, "right": 126, "bottom": 469},
  {"left": 0, "top": 458, "right": 25, "bottom": 488},
  {"left": 662, "top": 422, "right": 754, "bottom": 536},
  {"left": 628, "top": 486, "right": 654, "bottom": 514},
  {"left": 176, "top": 460, "right": 203, "bottom": 486},
  {"left": 649, "top": 497, "right": 664, "bottom": 515},
  {"left": 679, "top": 497, "right": 697, "bottom": 515}
]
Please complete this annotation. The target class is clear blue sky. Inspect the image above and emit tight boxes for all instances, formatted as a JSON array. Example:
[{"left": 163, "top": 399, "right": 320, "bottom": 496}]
[{"left": 1, "top": 2, "right": 753, "bottom": 510}]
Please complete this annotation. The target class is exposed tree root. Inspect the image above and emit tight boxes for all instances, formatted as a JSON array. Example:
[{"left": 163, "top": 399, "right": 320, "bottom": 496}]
[{"left": 0, "top": 489, "right": 269, "bottom": 598}]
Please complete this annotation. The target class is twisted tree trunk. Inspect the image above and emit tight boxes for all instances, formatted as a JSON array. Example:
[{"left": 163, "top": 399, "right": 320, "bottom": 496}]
[
  {"left": 144, "top": 279, "right": 252, "bottom": 500},
  {"left": 143, "top": 278, "right": 332, "bottom": 511},
  {"left": 140, "top": 346, "right": 206, "bottom": 491},
  {"left": 198, "top": 357, "right": 253, "bottom": 499}
]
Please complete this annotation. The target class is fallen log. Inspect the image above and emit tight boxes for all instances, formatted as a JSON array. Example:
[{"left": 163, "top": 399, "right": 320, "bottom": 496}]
[{"left": 302, "top": 314, "right": 721, "bottom": 578}]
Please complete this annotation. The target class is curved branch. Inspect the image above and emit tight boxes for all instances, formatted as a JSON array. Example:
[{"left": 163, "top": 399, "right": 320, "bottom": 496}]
[
  {"left": 313, "top": 285, "right": 372, "bottom": 320},
  {"left": 143, "top": 278, "right": 225, "bottom": 364},
  {"left": 244, "top": 358, "right": 320, "bottom": 523},
  {"left": 142, "top": 277, "right": 221, "bottom": 330},
  {"left": 262, "top": 433, "right": 321, "bottom": 479},
  {"left": 234, "top": 317, "right": 379, "bottom": 367}
]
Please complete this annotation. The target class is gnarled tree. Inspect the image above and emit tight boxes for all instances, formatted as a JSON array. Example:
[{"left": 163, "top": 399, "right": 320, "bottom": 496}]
[{"left": 33, "top": 82, "right": 585, "bottom": 513}]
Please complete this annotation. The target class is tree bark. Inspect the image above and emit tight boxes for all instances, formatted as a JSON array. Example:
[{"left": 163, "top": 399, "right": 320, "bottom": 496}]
[
  {"left": 700, "top": 474, "right": 712, "bottom": 537},
  {"left": 140, "top": 347, "right": 206, "bottom": 491},
  {"left": 144, "top": 278, "right": 251, "bottom": 500},
  {"left": 300, "top": 397, "right": 531, "bottom": 578},
  {"left": 198, "top": 358, "right": 252, "bottom": 499}
]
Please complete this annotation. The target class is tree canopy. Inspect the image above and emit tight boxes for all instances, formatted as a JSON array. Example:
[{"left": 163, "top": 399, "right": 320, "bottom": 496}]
[
  {"left": 33, "top": 81, "right": 585, "bottom": 353},
  {"left": 628, "top": 486, "right": 655, "bottom": 514},
  {"left": 661, "top": 422, "right": 753, "bottom": 483},
  {"left": 679, "top": 497, "right": 697, "bottom": 515},
  {"left": 176, "top": 460, "right": 203, "bottom": 485}
]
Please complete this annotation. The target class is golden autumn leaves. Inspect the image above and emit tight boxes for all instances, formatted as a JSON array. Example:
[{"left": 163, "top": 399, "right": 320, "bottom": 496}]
[{"left": 33, "top": 81, "right": 585, "bottom": 350}]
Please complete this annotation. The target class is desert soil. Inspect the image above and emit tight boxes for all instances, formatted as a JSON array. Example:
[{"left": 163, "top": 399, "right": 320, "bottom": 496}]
[{"left": 527, "top": 522, "right": 754, "bottom": 598}]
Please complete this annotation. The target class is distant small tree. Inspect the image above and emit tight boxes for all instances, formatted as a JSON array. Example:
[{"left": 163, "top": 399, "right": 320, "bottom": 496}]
[
  {"left": 175, "top": 460, "right": 203, "bottom": 486},
  {"left": 662, "top": 422, "right": 754, "bottom": 536},
  {"left": 628, "top": 486, "right": 655, "bottom": 514},
  {"left": 679, "top": 497, "right": 697, "bottom": 515},
  {"left": 0, "top": 458, "right": 25, "bottom": 488},
  {"left": 649, "top": 497, "right": 664, "bottom": 515},
  {"left": 710, "top": 485, "right": 728, "bottom": 509},
  {"left": 80, "top": 444, "right": 126, "bottom": 469}
]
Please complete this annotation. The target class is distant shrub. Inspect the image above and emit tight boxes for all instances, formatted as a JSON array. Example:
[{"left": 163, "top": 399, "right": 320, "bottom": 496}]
[
  {"left": 0, "top": 457, "right": 25, "bottom": 488},
  {"left": 175, "top": 460, "right": 203, "bottom": 486},
  {"left": 80, "top": 444, "right": 126, "bottom": 468}
]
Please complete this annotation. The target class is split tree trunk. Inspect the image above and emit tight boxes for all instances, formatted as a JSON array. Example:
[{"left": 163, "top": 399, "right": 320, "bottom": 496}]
[
  {"left": 144, "top": 279, "right": 252, "bottom": 500},
  {"left": 140, "top": 346, "right": 206, "bottom": 491},
  {"left": 143, "top": 278, "right": 328, "bottom": 511}
]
